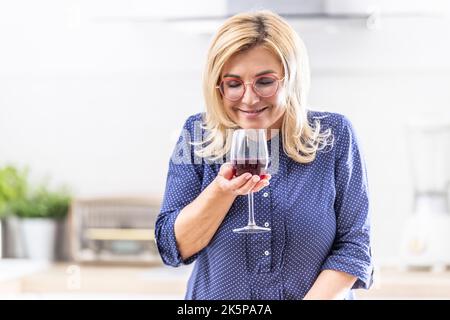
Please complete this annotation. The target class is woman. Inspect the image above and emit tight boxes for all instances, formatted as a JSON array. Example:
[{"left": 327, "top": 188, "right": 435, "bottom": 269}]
[{"left": 155, "top": 10, "right": 373, "bottom": 300}]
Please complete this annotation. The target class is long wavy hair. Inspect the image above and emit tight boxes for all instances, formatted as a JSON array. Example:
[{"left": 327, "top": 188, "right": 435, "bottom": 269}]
[{"left": 195, "top": 10, "right": 333, "bottom": 163}]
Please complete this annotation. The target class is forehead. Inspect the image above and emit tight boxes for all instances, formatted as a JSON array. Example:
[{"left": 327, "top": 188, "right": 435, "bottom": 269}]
[{"left": 222, "top": 46, "right": 282, "bottom": 77}]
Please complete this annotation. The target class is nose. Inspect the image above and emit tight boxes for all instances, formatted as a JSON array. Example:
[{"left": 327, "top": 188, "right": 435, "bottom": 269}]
[{"left": 241, "top": 83, "right": 260, "bottom": 105}]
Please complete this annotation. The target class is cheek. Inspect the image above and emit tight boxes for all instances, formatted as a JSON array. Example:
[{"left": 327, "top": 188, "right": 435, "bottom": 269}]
[
  {"left": 223, "top": 100, "right": 233, "bottom": 110},
  {"left": 223, "top": 100, "right": 235, "bottom": 114},
  {"left": 222, "top": 100, "right": 239, "bottom": 121},
  {"left": 274, "top": 88, "right": 287, "bottom": 106},
  {"left": 267, "top": 92, "right": 286, "bottom": 114}
]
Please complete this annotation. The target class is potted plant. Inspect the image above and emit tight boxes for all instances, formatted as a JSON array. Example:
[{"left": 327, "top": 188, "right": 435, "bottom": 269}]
[
  {"left": 10, "top": 186, "right": 72, "bottom": 260},
  {"left": 0, "top": 165, "right": 28, "bottom": 258}
]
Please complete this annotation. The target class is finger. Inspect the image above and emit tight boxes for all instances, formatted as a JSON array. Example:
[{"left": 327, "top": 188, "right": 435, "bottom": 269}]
[
  {"left": 236, "top": 175, "right": 260, "bottom": 194},
  {"left": 258, "top": 174, "right": 271, "bottom": 181},
  {"left": 251, "top": 179, "right": 270, "bottom": 193},
  {"left": 218, "top": 163, "right": 235, "bottom": 180},
  {"left": 228, "top": 172, "right": 253, "bottom": 190},
  {"left": 251, "top": 174, "right": 271, "bottom": 191}
]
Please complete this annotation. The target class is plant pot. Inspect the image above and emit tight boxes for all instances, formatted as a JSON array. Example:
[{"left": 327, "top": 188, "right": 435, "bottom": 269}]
[
  {"left": 1, "top": 216, "right": 27, "bottom": 258},
  {"left": 20, "top": 218, "right": 57, "bottom": 260}
]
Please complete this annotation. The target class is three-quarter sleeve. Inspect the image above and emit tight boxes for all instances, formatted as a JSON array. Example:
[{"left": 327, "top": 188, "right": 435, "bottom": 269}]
[
  {"left": 155, "top": 115, "right": 204, "bottom": 267},
  {"left": 320, "top": 115, "right": 374, "bottom": 289}
]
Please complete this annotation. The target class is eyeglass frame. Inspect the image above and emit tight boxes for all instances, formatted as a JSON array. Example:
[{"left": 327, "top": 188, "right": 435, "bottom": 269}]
[{"left": 216, "top": 74, "right": 285, "bottom": 102}]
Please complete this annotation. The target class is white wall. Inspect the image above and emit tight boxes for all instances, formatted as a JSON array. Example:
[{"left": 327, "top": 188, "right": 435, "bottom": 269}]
[
  {"left": 1, "top": 1, "right": 450, "bottom": 264},
  {"left": 0, "top": 1, "right": 207, "bottom": 196}
]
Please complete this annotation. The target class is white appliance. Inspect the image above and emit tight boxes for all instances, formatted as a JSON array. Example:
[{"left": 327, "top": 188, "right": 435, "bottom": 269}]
[{"left": 400, "top": 117, "right": 450, "bottom": 271}]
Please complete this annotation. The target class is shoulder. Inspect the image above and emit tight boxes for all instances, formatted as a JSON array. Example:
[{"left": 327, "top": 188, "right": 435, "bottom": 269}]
[
  {"left": 307, "top": 109, "right": 350, "bottom": 131},
  {"left": 307, "top": 109, "right": 355, "bottom": 140},
  {"left": 182, "top": 112, "right": 206, "bottom": 134},
  {"left": 184, "top": 112, "right": 205, "bottom": 126},
  {"left": 307, "top": 109, "right": 360, "bottom": 157}
]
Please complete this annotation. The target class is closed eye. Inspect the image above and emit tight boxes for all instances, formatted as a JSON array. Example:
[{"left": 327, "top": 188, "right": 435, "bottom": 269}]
[
  {"left": 256, "top": 77, "right": 276, "bottom": 86},
  {"left": 225, "top": 80, "right": 242, "bottom": 88}
]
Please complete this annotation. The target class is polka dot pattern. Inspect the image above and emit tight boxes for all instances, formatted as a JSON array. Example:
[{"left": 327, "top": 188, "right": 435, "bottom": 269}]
[{"left": 155, "top": 111, "right": 373, "bottom": 300}]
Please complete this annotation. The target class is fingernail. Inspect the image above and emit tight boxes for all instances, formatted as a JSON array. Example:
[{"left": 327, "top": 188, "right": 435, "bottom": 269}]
[
  {"left": 252, "top": 176, "right": 260, "bottom": 182},
  {"left": 245, "top": 173, "right": 252, "bottom": 179}
]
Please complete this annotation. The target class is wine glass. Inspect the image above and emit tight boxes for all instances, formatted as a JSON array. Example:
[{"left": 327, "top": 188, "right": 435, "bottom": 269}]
[{"left": 230, "top": 129, "right": 271, "bottom": 233}]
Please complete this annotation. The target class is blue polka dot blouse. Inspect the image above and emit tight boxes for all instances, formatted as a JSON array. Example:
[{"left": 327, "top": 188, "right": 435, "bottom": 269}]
[{"left": 155, "top": 110, "right": 373, "bottom": 300}]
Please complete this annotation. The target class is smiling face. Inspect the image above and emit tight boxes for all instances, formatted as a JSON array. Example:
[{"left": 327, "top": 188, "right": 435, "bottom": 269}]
[{"left": 220, "top": 46, "right": 286, "bottom": 130}]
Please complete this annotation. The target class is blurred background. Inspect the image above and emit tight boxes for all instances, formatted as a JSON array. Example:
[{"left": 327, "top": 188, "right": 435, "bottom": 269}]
[{"left": 1, "top": 0, "right": 450, "bottom": 299}]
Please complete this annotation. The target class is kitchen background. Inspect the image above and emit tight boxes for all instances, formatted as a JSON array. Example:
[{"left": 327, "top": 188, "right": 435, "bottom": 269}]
[{"left": 1, "top": 0, "right": 450, "bottom": 299}]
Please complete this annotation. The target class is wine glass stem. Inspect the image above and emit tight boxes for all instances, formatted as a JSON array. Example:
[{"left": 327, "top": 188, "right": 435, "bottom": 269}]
[{"left": 247, "top": 192, "right": 256, "bottom": 226}]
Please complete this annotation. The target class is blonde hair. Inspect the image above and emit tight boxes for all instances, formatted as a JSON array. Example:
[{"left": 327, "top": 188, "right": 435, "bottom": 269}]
[{"left": 195, "top": 10, "right": 333, "bottom": 163}]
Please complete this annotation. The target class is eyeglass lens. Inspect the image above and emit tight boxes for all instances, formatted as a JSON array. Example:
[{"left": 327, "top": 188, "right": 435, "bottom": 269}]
[{"left": 220, "top": 76, "right": 279, "bottom": 101}]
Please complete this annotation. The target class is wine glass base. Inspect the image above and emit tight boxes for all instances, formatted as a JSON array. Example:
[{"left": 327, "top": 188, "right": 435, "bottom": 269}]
[{"left": 233, "top": 225, "right": 271, "bottom": 234}]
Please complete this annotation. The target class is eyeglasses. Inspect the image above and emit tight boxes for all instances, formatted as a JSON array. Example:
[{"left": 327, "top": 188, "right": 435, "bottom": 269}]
[{"left": 216, "top": 74, "right": 284, "bottom": 102}]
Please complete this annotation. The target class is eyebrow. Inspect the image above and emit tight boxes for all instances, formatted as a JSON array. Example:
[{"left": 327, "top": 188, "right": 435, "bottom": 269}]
[{"left": 223, "top": 70, "right": 277, "bottom": 78}]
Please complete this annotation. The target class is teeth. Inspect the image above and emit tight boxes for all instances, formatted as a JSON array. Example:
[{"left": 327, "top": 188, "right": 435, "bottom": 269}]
[{"left": 241, "top": 108, "right": 265, "bottom": 113}]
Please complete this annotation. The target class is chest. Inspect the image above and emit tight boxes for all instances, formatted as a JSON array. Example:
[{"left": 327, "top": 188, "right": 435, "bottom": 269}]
[{"left": 201, "top": 153, "right": 337, "bottom": 241}]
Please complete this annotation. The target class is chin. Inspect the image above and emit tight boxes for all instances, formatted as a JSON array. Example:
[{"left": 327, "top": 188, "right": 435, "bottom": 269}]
[{"left": 238, "top": 119, "right": 270, "bottom": 129}]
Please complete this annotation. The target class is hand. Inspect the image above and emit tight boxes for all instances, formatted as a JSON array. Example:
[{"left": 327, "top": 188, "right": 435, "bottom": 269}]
[{"left": 213, "top": 163, "right": 271, "bottom": 196}]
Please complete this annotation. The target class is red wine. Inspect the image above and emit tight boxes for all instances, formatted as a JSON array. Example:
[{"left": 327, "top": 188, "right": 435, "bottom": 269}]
[{"left": 232, "top": 158, "right": 268, "bottom": 179}]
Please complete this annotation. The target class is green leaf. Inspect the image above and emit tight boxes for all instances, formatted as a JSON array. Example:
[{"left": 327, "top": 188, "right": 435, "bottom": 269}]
[
  {"left": 0, "top": 164, "right": 72, "bottom": 219},
  {"left": 0, "top": 165, "right": 29, "bottom": 218}
]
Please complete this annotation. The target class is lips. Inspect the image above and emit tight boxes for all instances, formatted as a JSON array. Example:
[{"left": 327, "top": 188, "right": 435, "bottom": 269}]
[{"left": 237, "top": 106, "right": 268, "bottom": 114}]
